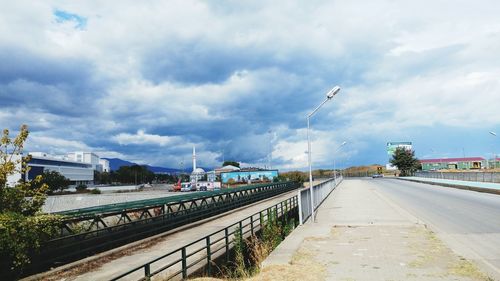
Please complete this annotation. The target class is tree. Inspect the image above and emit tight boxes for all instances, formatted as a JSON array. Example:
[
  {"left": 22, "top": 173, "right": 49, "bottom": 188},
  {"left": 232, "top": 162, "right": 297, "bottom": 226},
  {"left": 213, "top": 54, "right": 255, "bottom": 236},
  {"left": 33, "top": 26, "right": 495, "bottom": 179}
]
[
  {"left": 40, "top": 170, "right": 71, "bottom": 193},
  {"left": 277, "top": 171, "right": 307, "bottom": 184},
  {"left": 0, "top": 125, "right": 61, "bottom": 277},
  {"left": 390, "top": 147, "right": 420, "bottom": 176},
  {"left": 222, "top": 161, "right": 240, "bottom": 168}
]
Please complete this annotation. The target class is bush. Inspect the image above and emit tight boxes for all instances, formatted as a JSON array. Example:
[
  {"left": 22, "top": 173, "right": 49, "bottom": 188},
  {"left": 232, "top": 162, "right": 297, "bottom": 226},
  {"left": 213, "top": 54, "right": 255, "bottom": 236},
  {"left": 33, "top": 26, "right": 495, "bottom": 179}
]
[
  {"left": 0, "top": 124, "right": 63, "bottom": 277},
  {"left": 90, "top": 188, "right": 101, "bottom": 194},
  {"left": 0, "top": 212, "right": 61, "bottom": 276},
  {"left": 76, "top": 184, "right": 88, "bottom": 192}
]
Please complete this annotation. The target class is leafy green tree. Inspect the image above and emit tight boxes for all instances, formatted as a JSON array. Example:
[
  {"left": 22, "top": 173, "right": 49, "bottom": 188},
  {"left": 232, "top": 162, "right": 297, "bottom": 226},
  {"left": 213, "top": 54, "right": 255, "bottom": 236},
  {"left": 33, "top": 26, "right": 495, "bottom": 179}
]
[
  {"left": 0, "top": 125, "right": 61, "bottom": 277},
  {"left": 222, "top": 161, "right": 240, "bottom": 168},
  {"left": 40, "top": 170, "right": 71, "bottom": 193},
  {"left": 390, "top": 147, "right": 420, "bottom": 176},
  {"left": 277, "top": 171, "right": 307, "bottom": 184}
]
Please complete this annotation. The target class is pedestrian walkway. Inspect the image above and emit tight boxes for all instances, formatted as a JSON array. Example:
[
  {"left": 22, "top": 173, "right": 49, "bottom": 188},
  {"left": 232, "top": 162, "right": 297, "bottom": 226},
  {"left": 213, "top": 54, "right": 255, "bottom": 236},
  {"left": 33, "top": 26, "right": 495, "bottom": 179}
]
[
  {"left": 404, "top": 176, "right": 500, "bottom": 191},
  {"left": 259, "top": 179, "right": 492, "bottom": 281}
]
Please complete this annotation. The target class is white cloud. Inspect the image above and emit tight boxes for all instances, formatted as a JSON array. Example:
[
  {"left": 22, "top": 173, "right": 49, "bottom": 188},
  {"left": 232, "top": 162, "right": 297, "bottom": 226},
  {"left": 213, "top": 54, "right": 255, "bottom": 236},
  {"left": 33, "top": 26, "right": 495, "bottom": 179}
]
[
  {"left": 27, "top": 135, "right": 92, "bottom": 153},
  {"left": 112, "top": 130, "right": 179, "bottom": 146},
  {"left": 1, "top": 1, "right": 500, "bottom": 168}
]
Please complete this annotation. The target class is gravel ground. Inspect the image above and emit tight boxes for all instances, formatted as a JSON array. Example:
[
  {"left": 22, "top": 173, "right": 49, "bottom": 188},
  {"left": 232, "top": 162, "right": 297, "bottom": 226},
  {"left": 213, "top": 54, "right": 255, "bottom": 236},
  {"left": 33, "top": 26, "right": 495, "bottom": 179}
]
[{"left": 43, "top": 185, "right": 182, "bottom": 213}]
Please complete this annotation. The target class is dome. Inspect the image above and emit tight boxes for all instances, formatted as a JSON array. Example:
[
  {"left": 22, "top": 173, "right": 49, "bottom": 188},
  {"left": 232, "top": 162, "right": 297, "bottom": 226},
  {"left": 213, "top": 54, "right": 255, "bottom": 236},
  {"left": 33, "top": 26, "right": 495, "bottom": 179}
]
[{"left": 193, "top": 168, "right": 205, "bottom": 174}]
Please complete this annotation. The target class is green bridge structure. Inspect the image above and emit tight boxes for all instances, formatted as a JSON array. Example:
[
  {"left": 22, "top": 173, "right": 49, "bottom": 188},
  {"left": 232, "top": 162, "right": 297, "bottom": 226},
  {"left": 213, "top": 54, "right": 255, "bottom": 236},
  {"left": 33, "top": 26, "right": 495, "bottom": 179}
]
[{"left": 25, "top": 181, "right": 301, "bottom": 277}]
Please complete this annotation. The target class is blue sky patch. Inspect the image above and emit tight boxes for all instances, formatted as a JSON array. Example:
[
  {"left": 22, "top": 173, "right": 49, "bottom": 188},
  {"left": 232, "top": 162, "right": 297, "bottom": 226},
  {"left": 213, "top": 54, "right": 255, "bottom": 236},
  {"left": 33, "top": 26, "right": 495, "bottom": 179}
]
[{"left": 54, "top": 9, "right": 87, "bottom": 29}]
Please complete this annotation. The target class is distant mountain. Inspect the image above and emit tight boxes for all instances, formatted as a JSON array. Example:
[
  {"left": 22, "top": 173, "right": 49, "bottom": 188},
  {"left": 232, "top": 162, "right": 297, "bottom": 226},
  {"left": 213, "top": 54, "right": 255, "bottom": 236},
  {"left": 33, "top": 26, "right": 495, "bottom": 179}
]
[
  {"left": 147, "top": 165, "right": 181, "bottom": 174},
  {"left": 103, "top": 158, "right": 136, "bottom": 171},
  {"left": 102, "top": 158, "right": 182, "bottom": 174}
]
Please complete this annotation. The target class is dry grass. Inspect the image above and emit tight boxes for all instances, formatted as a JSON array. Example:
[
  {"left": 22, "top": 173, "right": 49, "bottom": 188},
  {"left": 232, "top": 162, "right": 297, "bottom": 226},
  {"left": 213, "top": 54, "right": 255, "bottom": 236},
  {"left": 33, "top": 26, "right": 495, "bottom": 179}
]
[
  {"left": 246, "top": 235, "right": 271, "bottom": 269},
  {"left": 448, "top": 259, "right": 493, "bottom": 281},
  {"left": 407, "top": 227, "right": 493, "bottom": 280}
]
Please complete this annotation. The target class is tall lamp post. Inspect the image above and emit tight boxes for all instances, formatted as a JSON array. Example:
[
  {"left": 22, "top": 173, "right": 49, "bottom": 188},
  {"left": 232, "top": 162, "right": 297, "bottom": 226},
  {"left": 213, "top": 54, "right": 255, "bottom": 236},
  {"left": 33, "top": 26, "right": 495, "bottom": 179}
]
[
  {"left": 490, "top": 131, "right": 497, "bottom": 169},
  {"left": 307, "top": 85, "right": 341, "bottom": 223},
  {"left": 333, "top": 141, "right": 347, "bottom": 182}
]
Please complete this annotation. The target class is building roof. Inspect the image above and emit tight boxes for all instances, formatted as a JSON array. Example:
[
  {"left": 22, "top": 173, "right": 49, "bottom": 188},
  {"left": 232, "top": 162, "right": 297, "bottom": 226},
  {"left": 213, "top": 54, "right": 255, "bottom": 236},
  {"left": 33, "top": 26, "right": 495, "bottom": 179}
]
[
  {"left": 192, "top": 168, "right": 206, "bottom": 174},
  {"left": 220, "top": 165, "right": 240, "bottom": 171},
  {"left": 420, "top": 157, "right": 485, "bottom": 163}
]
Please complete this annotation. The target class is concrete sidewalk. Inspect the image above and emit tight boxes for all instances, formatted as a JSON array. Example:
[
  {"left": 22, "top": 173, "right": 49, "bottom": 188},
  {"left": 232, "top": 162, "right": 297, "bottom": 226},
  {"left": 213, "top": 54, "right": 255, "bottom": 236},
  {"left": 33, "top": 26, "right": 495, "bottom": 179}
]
[{"left": 260, "top": 179, "right": 492, "bottom": 281}]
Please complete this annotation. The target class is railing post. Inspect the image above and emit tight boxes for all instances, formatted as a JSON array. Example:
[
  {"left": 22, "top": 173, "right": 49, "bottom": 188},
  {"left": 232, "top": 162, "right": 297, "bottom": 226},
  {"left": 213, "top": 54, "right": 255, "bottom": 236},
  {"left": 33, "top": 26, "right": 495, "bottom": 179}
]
[
  {"left": 181, "top": 247, "right": 187, "bottom": 279},
  {"left": 144, "top": 264, "right": 151, "bottom": 281},
  {"left": 298, "top": 190, "right": 303, "bottom": 225},
  {"left": 206, "top": 236, "right": 212, "bottom": 276},
  {"left": 250, "top": 215, "right": 254, "bottom": 236},
  {"left": 224, "top": 228, "right": 229, "bottom": 263}
]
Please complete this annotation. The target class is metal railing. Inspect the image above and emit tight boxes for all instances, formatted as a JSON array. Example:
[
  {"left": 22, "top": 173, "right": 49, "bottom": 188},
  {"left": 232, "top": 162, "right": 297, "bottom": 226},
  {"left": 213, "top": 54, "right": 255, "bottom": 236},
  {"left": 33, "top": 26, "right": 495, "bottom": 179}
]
[
  {"left": 29, "top": 181, "right": 301, "bottom": 275},
  {"left": 109, "top": 196, "right": 299, "bottom": 281},
  {"left": 415, "top": 171, "right": 500, "bottom": 183},
  {"left": 298, "top": 175, "right": 343, "bottom": 224}
]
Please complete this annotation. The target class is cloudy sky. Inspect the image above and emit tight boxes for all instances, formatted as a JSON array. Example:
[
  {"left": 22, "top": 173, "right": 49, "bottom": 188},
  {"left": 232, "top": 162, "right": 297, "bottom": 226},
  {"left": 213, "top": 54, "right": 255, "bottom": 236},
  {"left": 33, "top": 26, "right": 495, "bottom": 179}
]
[{"left": 1, "top": 1, "right": 499, "bottom": 170}]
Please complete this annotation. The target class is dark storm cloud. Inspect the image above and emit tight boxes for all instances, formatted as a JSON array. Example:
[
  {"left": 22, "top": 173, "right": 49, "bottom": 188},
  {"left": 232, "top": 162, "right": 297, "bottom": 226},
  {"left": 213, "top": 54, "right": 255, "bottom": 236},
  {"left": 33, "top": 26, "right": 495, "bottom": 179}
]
[
  {"left": 0, "top": 47, "right": 104, "bottom": 117},
  {"left": 139, "top": 36, "right": 369, "bottom": 87}
]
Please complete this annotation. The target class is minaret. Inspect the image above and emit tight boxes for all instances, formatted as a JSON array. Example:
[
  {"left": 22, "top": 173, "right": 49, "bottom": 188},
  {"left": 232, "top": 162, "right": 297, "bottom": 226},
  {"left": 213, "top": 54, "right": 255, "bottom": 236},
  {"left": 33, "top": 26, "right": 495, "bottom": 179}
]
[{"left": 192, "top": 145, "right": 197, "bottom": 172}]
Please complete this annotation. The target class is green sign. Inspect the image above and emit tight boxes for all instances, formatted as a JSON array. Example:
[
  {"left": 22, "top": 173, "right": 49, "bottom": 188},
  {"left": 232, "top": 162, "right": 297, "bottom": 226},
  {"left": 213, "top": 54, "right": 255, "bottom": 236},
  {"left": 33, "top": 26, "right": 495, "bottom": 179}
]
[{"left": 387, "top": 142, "right": 412, "bottom": 156}]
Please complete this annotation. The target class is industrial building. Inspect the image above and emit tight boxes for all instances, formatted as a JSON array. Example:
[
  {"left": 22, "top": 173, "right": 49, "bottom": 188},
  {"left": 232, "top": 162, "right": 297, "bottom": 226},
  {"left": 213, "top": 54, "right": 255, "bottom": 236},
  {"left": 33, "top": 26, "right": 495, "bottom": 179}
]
[
  {"left": 5, "top": 153, "right": 94, "bottom": 187},
  {"left": 99, "top": 158, "right": 110, "bottom": 172},
  {"left": 5, "top": 151, "right": 110, "bottom": 187},
  {"left": 67, "top": 152, "right": 102, "bottom": 171},
  {"left": 420, "top": 157, "right": 486, "bottom": 171}
]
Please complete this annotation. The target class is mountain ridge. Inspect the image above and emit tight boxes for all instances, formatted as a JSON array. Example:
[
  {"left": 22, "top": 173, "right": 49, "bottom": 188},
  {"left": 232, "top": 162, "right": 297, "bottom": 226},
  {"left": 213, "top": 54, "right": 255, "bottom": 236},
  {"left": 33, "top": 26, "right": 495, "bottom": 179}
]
[{"left": 102, "top": 158, "right": 212, "bottom": 173}]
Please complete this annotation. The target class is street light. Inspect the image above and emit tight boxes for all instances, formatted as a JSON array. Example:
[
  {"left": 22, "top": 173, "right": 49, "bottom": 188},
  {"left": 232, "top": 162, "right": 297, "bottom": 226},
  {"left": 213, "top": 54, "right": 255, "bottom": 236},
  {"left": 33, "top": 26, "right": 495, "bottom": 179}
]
[
  {"left": 333, "top": 141, "right": 347, "bottom": 182},
  {"left": 307, "top": 85, "right": 341, "bottom": 223},
  {"left": 490, "top": 131, "right": 497, "bottom": 169}
]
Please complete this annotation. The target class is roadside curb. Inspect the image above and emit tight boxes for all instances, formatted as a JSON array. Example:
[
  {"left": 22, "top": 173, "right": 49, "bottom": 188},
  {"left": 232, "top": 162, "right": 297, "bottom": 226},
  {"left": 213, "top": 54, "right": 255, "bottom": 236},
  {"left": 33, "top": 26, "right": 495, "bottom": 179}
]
[{"left": 397, "top": 178, "right": 500, "bottom": 195}]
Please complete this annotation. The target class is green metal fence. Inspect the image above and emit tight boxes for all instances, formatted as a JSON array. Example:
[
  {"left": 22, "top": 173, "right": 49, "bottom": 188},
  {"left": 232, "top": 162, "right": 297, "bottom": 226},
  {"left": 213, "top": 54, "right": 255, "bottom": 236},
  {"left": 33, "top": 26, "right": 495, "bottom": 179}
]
[
  {"left": 28, "top": 181, "right": 301, "bottom": 275},
  {"left": 109, "top": 196, "right": 299, "bottom": 281}
]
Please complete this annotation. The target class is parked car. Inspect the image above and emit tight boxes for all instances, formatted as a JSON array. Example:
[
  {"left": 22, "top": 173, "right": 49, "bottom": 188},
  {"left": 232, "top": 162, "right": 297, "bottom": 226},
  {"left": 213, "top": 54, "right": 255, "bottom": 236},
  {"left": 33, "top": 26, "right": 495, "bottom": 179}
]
[
  {"left": 372, "top": 174, "right": 383, "bottom": 178},
  {"left": 181, "top": 183, "right": 191, "bottom": 192}
]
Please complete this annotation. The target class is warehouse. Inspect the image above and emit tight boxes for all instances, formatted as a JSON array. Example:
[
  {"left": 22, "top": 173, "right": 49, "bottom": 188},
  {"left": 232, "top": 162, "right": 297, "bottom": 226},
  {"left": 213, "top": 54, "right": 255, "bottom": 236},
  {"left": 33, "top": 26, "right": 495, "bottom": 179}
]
[{"left": 420, "top": 157, "right": 486, "bottom": 171}]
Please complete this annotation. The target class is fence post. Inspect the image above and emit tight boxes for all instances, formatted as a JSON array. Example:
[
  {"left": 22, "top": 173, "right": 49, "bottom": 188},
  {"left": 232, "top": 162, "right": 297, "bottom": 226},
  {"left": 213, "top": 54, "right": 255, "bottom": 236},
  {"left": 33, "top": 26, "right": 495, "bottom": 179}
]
[
  {"left": 224, "top": 228, "right": 229, "bottom": 263},
  {"left": 250, "top": 215, "right": 254, "bottom": 236},
  {"left": 181, "top": 248, "right": 187, "bottom": 279},
  {"left": 206, "top": 236, "right": 212, "bottom": 276},
  {"left": 298, "top": 190, "right": 303, "bottom": 225},
  {"left": 144, "top": 264, "right": 151, "bottom": 281}
]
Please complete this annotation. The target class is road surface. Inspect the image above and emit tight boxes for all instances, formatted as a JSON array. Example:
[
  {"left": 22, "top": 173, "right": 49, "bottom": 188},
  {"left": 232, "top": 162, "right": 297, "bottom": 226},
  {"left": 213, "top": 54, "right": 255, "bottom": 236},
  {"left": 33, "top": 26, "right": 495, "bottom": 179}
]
[{"left": 366, "top": 178, "right": 500, "bottom": 279}]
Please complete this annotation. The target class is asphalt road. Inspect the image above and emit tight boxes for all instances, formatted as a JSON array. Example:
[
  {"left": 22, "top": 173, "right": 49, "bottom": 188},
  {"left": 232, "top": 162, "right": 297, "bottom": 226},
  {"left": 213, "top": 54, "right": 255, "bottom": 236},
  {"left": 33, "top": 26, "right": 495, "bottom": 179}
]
[{"left": 365, "top": 178, "right": 500, "bottom": 279}]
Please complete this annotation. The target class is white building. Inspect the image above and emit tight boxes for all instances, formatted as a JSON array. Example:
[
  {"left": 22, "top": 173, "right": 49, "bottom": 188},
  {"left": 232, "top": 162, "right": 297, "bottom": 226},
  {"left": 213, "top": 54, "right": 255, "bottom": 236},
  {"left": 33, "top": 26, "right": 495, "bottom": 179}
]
[
  {"left": 99, "top": 158, "right": 110, "bottom": 172},
  {"left": 5, "top": 153, "right": 94, "bottom": 186},
  {"left": 67, "top": 152, "right": 102, "bottom": 171}
]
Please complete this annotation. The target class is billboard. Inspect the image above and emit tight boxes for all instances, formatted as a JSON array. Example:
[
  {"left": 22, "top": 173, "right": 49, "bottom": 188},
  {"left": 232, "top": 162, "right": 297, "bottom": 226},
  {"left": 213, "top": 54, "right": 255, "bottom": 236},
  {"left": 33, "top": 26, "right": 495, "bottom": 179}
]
[
  {"left": 387, "top": 142, "right": 412, "bottom": 156},
  {"left": 221, "top": 170, "right": 279, "bottom": 184}
]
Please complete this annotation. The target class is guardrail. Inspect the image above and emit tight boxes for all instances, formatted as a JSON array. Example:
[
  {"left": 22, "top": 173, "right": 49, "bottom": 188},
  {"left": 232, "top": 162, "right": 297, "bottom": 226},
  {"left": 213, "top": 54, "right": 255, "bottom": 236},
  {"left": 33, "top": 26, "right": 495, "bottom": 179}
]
[
  {"left": 415, "top": 171, "right": 500, "bottom": 183},
  {"left": 298, "top": 175, "right": 343, "bottom": 224},
  {"left": 28, "top": 181, "right": 301, "bottom": 275},
  {"left": 109, "top": 196, "right": 299, "bottom": 281}
]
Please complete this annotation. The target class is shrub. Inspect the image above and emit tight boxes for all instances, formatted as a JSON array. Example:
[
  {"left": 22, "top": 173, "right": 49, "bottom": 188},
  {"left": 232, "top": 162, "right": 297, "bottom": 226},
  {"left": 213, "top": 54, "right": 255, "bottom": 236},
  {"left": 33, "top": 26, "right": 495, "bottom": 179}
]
[
  {"left": 0, "top": 212, "right": 61, "bottom": 276},
  {"left": 76, "top": 184, "right": 88, "bottom": 192},
  {"left": 0, "top": 125, "right": 64, "bottom": 277},
  {"left": 90, "top": 188, "right": 101, "bottom": 194}
]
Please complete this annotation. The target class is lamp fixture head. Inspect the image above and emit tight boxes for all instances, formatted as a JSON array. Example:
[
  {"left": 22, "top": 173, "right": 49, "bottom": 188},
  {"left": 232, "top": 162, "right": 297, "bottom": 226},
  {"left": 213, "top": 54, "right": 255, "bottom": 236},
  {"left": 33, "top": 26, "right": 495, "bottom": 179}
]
[{"left": 326, "top": 86, "right": 341, "bottom": 99}]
